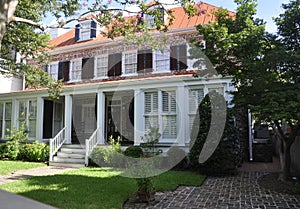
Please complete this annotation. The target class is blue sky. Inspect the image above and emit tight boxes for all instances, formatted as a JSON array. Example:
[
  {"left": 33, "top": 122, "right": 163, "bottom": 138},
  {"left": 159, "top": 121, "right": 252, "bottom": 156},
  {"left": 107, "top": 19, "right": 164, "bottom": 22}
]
[
  {"left": 45, "top": 0, "right": 290, "bottom": 33},
  {"left": 204, "top": 0, "right": 290, "bottom": 33}
]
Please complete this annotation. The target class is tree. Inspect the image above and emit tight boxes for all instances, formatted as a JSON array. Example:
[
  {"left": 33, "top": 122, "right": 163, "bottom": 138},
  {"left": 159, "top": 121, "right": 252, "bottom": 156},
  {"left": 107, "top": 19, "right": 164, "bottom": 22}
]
[
  {"left": 194, "top": 0, "right": 300, "bottom": 181},
  {"left": 0, "top": 0, "right": 198, "bottom": 97}
]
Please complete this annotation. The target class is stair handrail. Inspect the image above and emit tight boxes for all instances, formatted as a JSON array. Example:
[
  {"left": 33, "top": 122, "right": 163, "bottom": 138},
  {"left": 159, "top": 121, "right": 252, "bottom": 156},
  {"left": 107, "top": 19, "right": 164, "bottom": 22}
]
[
  {"left": 85, "top": 128, "right": 100, "bottom": 166},
  {"left": 49, "top": 127, "right": 67, "bottom": 162}
]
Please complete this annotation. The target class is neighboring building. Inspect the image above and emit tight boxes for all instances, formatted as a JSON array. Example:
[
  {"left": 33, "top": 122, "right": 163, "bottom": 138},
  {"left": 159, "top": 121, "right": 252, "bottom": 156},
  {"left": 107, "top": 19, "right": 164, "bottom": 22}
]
[{"left": 0, "top": 3, "right": 235, "bottom": 167}]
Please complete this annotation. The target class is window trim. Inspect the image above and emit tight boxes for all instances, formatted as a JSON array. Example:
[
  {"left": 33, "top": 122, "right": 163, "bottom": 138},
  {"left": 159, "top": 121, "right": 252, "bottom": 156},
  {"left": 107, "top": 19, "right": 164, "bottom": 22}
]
[
  {"left": 48, "top": 62, "right": 58, "bottom": 80},
  {"left": 153, "top": 48, "right": 170, "bottom": 73},
  {"left": 94, "top": 55, "right": 108, "bottom": 79},
  {"left": 18, "top": 99, "right": 37, "bottom": 139},
  {"left": 0, "top": 101, "right": 12, "bottom": 139},
  {"left": 122, "top": 50, "right": 138, "bottom": 76},
  {"left": 70, "top": 59, "right": 82, "bottom": 82}
]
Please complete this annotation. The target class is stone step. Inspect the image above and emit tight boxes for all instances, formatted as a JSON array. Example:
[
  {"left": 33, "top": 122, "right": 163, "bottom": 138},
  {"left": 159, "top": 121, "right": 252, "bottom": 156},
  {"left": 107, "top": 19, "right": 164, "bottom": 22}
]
[
  {"left": 49, "top": 161, "right": 85, "bottom": 168},
  {"left": 60, "top": 148, "right": 86, "bottom": 154},
  {"left": 53, "top": 156, "right": 85, "bottom": 164},
  {"left": 61, "top": 144, "right": 86, "bottom": 149},
  {"left": 57, "top": 152, "right": 85, "bottom": 159}
]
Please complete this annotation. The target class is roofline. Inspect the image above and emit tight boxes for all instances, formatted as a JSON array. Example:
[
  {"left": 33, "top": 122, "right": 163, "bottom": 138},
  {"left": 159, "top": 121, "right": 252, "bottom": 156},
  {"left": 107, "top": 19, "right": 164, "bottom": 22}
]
[{"left": 49, "top": 26, "right": 202, "bottom": 56}]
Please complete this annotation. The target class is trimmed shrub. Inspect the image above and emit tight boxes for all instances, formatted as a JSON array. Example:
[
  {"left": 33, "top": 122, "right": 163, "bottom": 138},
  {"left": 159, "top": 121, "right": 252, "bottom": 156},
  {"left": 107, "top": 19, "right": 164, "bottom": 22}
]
[
  {"left": 18, "top": 141, "right": 49, "bottom": 162},
  {"left": 189, "top": 92, "right": 242, "bottom": 175},
  {"left": 124, "top": 146, "right": 143, "bottom": 158},
  {"left": 90, "top": 146, "right": 108, "bottom": 167},
  {"left": 167, "top": 147, "right": 188, "bottom": 170}
]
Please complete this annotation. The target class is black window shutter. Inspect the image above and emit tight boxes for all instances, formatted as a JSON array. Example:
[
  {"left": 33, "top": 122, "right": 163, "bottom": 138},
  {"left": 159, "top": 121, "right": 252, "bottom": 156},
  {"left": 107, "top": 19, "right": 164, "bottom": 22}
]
[
  {"left": 75, "top": 24, "right": 80, "bottom": 42},
  {"left": 90, "top": 21, "right": 97, "bottom": 39},
  {"left": 137, "top": 50, "right": 152, "bottom": 73},
  {"left": 82, "top": 57, "right": 95, "bottom": 80},
  {"left": 108, "top": 53, "right": 122, "bottom": 77},
  {"left": 58, "top": 61, "right": 70, "bottom": 81},
  {"left": 170, "top": 45, "right": 187, "bottom": 71}
]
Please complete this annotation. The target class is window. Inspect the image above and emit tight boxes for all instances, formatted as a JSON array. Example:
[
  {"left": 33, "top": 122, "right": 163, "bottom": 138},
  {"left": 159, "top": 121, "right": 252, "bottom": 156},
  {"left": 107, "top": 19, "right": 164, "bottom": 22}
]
[
  {"left": 49, "top": 63, "right": 58, "bottom": 79},
  {"left": 58, "top": 61, "right": 70, "bottom": 82},
  {"left": 75, "top": 20, "right": 97, "bottom": 42},
  {"left": 170, "top": 44, "right": 188, "bottom": 71},
  {"left": 137, "top": 49, "right": 152, "bottom": 74},
  {"left": 144, "top": 92, "right": 158, "bottom": 133},
  {"left": 71, "top": 60, "right": 82, "bottom": 81},
  {"left": 123, "top": 52, "right": 137, "bottom": 75},
  {"left": 144, "top": 90, "right": 177, "bottom": 141},
  {"left": 0, "top": 102, "right": 12, "bottom": 138},
  {"left": 154, "top": 49, "right": 170, "bottom": 72},
  {"left": 188, "top": 89, "right": 204, "bottom": 133},
  {"left": 95, "top": 56, "right": 108, "bottom": 78},
  {"left": 82, "top": 57, "right": 95, "bottom": 80},
  {"left": 18, "top": 100, "right": 37, "bottom": 138}
]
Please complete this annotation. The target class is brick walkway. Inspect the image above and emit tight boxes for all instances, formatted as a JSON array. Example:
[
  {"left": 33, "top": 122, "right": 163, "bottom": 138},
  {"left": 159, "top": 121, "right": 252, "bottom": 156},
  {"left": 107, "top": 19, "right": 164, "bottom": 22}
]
[{"left": 124, "top": 172, "right": 300, "bottom": 209}]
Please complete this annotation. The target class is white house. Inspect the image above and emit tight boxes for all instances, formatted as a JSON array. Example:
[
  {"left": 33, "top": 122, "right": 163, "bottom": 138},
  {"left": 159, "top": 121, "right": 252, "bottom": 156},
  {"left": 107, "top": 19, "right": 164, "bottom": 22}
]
[{"left": 0, "top": 3, "right": 235, "bottom": 167}]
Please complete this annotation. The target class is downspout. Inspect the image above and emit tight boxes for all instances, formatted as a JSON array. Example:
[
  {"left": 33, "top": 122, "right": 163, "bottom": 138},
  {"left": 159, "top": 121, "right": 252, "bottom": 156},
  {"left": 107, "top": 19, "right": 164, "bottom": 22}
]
[{"left": 248, "top": 109, "right": 253, "bottom": 161}]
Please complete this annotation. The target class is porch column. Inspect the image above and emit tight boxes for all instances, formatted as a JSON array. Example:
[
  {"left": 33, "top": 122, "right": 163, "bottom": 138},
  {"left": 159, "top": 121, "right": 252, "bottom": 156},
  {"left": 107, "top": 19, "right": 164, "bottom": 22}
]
[
  {"left": 97, "top": 91, "right": 105, "bottom": 144},
  {"left": 65, "top": 94, "right": 72, "bottom": 144},
  {"left": 11, "top": 99, "right": 18, "bottom": 128},
  {"left": 36, "top": 97, "right": 43, "bottom": 142},
  {"left": 177, "top": 86, "right": 187, "bottom": 146},
  {"left": 134, "top": 89, "right": 144, "bottom": 146}
]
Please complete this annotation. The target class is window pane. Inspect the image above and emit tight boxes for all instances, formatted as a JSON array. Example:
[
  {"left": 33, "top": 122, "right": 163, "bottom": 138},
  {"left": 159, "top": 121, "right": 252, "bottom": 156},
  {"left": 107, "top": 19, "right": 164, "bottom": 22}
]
[
  {"left": 145, "top": 92, "right": 158, "bottom": 114},
  {"left": 5, "top": 102, "right": 12, "bottom": 119},
  {"left": 29, "top": 119, "right": 36, "bottom": 138},
  {"left": 96, "top": 56, "right": 108, "bottom": 77},
  {"left": 155, "top": 49, "right": 169, "bottom": 71},
  {"left": 162, "top": 91, "right": 176, "bottom": 113},
  {"left": 71, "top": 60, "right": 82, "bottom": 80},
  {"left": 124, "top": 52, "right": 137, "bottom": 74},
  {"left": 0, "top": 120, "right": 2, "bottom": 137},
  {"left": 5, "top": 120, "right": 11, "bottom": 136},
  {"left": 29, "top": 100, "right": 37, "bottom": 118},
  {"left": 162, "top": 115, "right": 177, "bottom": 138},
  {"left": 189, "top": 89, "right": 204, "bottom": 113},
  {"left": 145, "top": 116, "right": 158, "bottom": 132}
]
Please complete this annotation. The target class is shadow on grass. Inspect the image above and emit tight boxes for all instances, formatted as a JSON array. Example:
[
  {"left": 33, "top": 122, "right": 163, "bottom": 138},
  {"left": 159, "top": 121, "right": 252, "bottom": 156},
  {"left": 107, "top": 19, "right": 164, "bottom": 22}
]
[{"left": 1, "top": 168, "right": 136, "bottom": 209}]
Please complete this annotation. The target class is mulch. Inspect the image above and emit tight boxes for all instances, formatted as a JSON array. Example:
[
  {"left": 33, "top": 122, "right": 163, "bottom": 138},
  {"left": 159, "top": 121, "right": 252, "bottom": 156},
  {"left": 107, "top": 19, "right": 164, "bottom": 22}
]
[{"left": 257, "top": 172, "right": 300, "bottom": 195}]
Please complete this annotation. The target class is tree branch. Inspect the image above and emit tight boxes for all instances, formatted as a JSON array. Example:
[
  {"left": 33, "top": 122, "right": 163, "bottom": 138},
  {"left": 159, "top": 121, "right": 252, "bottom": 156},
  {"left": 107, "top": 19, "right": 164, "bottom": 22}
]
[{"left": 9, "top": 16, "right": 46, "bottom": 30}]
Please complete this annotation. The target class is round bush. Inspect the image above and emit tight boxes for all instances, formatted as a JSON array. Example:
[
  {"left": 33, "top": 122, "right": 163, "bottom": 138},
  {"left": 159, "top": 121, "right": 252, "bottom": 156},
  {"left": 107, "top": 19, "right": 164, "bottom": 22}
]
[
  {"left": 124, "top": 146, "right": 143, "bottom": 158},
  {"left": 90, "top": 146, "right": 108, "bottom": 167},
  {"left": 18, "top": 141, "right": 49, "bottom": 162}
]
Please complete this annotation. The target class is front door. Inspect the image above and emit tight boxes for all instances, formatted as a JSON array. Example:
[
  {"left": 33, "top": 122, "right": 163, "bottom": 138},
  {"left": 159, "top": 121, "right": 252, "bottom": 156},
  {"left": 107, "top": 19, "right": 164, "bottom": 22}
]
[
  {"left": 105, "top": 92, "right": 134, "bottom": 145},
  {"left": 82, "top": 104, "right": 96, "bottom": 136}
]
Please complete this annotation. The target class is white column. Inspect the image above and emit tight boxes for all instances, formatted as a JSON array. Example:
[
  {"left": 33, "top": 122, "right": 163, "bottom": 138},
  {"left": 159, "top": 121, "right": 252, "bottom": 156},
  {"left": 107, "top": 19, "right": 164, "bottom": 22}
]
[
  {"left": 134, "top": 89, "right": 144, "bottom": 146},
  {"left": 97, "top": 91, "right": 105, "bottom": 145},
  {"left": 65, "top": 94, "right": 72, "bottom": 144},
  {"left": 11, "top": 99, "right": 18, "bottom": 128},
  {"left": 177, "top": 86, "right": 187, "bottom": 146},
  {"left": 36, "top": 97, "right": 44, "bottom": 141}
]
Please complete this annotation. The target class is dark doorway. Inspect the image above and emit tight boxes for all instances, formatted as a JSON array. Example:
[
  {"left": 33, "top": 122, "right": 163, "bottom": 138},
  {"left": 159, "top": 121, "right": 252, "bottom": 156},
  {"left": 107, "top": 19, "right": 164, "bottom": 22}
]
[
  {"left": 43, "top": 100, "right": 53, "bottom": 139},
  {"left": 105, "top": 92, "right": 134, "bottom": 146}
]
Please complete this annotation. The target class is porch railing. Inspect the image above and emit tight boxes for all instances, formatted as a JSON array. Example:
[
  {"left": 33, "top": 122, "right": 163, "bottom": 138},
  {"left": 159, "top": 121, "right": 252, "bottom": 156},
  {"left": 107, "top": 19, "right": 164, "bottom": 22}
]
[
  {"left": 85, "top": 128, "right": 100, "bottom": 166},
  {"left": 49, "top": 127, "right": 67, "bottom": 162}
]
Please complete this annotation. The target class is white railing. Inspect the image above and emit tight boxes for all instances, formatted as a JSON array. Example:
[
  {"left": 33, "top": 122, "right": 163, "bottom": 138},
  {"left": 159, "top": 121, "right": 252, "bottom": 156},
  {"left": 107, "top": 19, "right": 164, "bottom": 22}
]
[
  {"left": 85, "top": 128, "right": 100, "bottom": 166},
  {"left": 49, "top": 127, "right": 67, "bottom": 162}
]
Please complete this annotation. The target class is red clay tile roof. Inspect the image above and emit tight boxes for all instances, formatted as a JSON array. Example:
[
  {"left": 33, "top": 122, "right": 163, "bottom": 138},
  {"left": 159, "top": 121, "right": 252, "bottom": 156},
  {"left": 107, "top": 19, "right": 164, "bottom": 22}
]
[{"left": 49, "top": 2, "right": 234, "bottom": 49}]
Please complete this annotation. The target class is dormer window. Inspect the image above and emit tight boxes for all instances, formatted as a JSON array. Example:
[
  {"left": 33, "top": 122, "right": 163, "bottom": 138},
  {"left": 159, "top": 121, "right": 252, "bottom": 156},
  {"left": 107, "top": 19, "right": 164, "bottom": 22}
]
[
  {"left": 143, "top": 6, "right": 165, "bottom": 29},
  {"left": 75, "top": 19, "right": 97, "bottom": 42}
]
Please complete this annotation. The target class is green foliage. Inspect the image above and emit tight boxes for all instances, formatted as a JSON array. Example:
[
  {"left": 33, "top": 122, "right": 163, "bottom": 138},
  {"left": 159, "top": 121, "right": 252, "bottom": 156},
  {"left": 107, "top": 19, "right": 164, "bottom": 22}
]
[
  {"left": 90, "top": 136, "right": 123, "bottom": 167},
  {"left": 124, "top": 146, "right": 143, "bottom": 158},
  {"left": 18, "top": 141, "right": 49, "bottom": 162},
  {"left": 189, "top": 93, "right": 242, "bottom": 175},
  {"left": 1, "top": 122, "right": 29, "bottom": 160},
  {"left": 0, "top": 167, "right": 204, "bottom": 209},
  {"left": 166, "top": 147, "right": 188, "bottom": 170}
]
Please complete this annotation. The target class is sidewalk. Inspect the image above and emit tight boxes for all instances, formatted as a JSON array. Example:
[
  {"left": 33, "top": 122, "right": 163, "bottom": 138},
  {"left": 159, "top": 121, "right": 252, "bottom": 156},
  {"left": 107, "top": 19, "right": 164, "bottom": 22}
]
[{"left": 0, "top": 166, "right": 75, "bottom": 185}]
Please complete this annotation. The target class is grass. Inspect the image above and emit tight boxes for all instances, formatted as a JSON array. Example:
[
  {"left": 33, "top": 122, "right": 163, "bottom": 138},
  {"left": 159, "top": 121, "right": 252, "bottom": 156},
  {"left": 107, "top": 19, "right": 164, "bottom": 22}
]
[
  {"left": 0, "top": 167, "right": 205, "bottom": 209},
  {"left": 0, "top": 160, "right": 46, "bottom": 175}
]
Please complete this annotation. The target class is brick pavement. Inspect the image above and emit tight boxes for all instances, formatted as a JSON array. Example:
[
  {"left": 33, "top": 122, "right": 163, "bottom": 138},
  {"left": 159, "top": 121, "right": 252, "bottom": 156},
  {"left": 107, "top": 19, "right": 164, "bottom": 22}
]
[{"left": 124, "top": 172, "right": 300, "bottom": 209}]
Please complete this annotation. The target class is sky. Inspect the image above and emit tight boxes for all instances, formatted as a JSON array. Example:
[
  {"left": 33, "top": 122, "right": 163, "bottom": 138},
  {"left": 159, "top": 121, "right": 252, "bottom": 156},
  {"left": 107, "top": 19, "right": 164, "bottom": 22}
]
[
  {"left": 46, "top": 0, "right": 290, "bottom": 33},
  {"left": 203, "top": 0, "right": 290, "bottom": 33}
]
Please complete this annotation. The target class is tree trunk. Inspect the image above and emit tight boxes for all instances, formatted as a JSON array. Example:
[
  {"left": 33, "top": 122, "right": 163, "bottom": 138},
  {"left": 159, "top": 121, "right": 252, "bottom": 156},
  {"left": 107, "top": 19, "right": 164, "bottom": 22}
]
[{"left": 283, "top": 140, "right": 292, "bottom": 181}]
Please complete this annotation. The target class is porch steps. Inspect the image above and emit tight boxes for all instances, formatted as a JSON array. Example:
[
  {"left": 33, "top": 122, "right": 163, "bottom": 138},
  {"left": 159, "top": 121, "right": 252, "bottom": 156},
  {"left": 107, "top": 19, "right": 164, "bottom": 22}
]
[{"left": 49, "top": 144, "right": 86, "bottom": 168}]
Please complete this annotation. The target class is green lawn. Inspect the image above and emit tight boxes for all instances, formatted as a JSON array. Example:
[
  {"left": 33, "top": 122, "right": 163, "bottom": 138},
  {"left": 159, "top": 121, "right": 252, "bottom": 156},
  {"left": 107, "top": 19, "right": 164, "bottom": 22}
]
[
  {"left": 0, "top": 160, "right": 46, "bottom": 175},
  {"left": 0, "top": 167, "right": 205, "bottom": 209}
]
